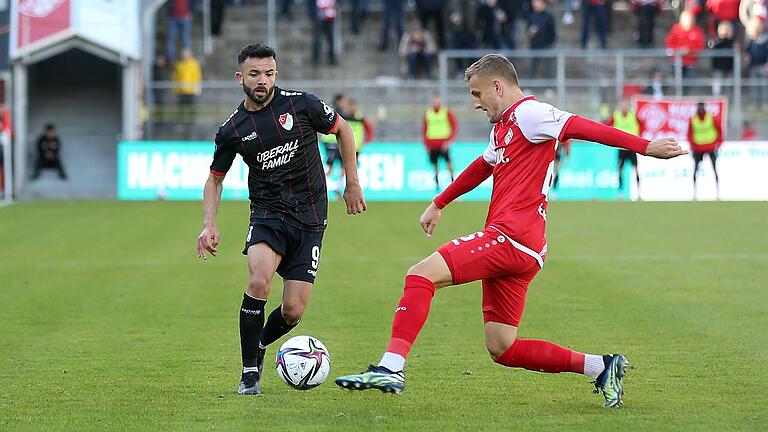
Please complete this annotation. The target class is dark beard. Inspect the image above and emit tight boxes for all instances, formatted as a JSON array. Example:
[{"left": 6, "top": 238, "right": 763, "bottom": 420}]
[{"left": 242, "top": 83, "right": 273, "bottom": 105}]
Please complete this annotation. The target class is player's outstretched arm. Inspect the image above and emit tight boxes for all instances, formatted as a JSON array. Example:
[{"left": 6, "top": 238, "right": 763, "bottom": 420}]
[
  {"left": 197, "top": 173, "right": 224, "bottom": 260},
  {"left": 334, "top": 117, "right": 367, "bottom": 215},
  {"left": 561, "top": 116, "right": 687, "bottom": 158}
]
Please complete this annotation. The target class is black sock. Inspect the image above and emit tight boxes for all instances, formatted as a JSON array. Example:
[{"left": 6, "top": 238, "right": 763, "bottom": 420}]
[
  {"left": 260, "top": 305, "right": 299, "bottom": 347},
  {"left": 239, "top": 293, "right": 266, "bottom": 368}
]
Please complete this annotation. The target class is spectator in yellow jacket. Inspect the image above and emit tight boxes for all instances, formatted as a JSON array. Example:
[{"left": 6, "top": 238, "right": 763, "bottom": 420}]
[{"left": 173, "top": 49, "right": 202, "bottom": 128}]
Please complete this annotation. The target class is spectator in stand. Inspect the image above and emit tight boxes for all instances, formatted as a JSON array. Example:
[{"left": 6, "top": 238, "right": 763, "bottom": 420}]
[
  {"left": 478, "top": 0, "right": 508, "bottom": 49},
  {"left": 745, "top": 18, "right": 768, "bottom": 107},
  {"left": 644, "top": 69, "right": 666, "bottom": 98},
  {"left": 688, "top": 102, "right": 722, "bottom": 199},
  {"left": 211, "top": 0, "right": 226, "bottom": 37},
  {"left": 706, "top": 0, "right": 741, "bottom": 38},
  {"left": 422, "top": 93, "right": 458, "bottom": 190},
  {"left": 710, "top": 21, "right": 735, "bottom": 96},
  {"left": 499, "top": 0, "right": 525, "bottom": 50},
  {"left": 740, "top": 120, "right": 757, "bottom": 139},
  {"left": 581, "top": 0, "right": 609, "bottom": 49},
  {"left": 166, "top": 0, "right": 198, "bottom": 63},
  {"left": 527, "top": 0, "right": 557, "bottom": 78},
  {"left": 447, "top": 0, "right": 479, "bottom": 76},
  {"left": 152, "top": 54, "right": 170, "bottom": 127},
  {"left": 399, "top": 26, "right": 438, "bottom": 79},
  {"left": 173, "top": 49, "right": 202, "bottom": 129},
  {"left": 739, "top": 0, "right": 768, "bottom": 28},
  {"left": 313, "top": 0, "right": 337, "bottom": 65},
  {"left": 32, "top": 124, "right": 67, "bottom": 180},
  {"left": 631, "top": 0, "right": 662, "bottom": 48},
  {"left": 683, "top": 0, "right": 704, "bottom": 16},
  {"left": 665, "top": 11, "right": 705, "bottom": 78},
  {"left": 622, "top": 73, "right": 644, "bottom": 98},
  {"left": 415, "top": 0, "right": 446, "bottom": 48},
  {"left": 152, "top": 53, "right": 169, "bottom": 92},
  {"left": 351, "top": 0, "right": 370, "bottom": 34},
  {"left": 380, "top": 0, "right": 405, "bottom": 51}
]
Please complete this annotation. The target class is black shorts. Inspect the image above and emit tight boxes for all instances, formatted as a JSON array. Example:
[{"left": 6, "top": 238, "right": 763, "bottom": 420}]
[
  {"left": 242, "top": 218, "right": 325, "bottom": 283},
  {"left": 428, "top": 148, "right": 451, "bottom": 165},
  {"left": 325, "top": 145, "right": 341, "bottom": 166},
  {"left": 618, "top": 150, "right": 637, "bottom": 165},
  {"left": 692, "top": 150, "right": 717, "bottom": 164}
]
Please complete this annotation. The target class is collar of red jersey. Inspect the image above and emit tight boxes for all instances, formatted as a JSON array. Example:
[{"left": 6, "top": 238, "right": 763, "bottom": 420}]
[{"left": 500, "top": 95, "right": 536, "bottom": 123}]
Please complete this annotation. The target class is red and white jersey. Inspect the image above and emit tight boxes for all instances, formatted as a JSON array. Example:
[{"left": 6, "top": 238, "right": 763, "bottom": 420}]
[{"left": 482, "top": 96, "right": 573, "bottom": 266}]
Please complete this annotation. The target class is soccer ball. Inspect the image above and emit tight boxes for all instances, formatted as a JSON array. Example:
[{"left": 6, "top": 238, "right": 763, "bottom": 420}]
[{"left": 275, "top": 335, "right": 331, "bottom": 390}]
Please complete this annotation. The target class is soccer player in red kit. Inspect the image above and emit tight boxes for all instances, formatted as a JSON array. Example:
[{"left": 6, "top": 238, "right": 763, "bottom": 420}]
[{"left": 335, "top": 54, "right": 686, "bottom": 407}]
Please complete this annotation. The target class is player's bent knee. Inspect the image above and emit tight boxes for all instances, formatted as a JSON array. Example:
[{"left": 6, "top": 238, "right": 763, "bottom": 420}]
[
  {"left": 485, "top": 331, "right": 517, "bottom": 361},
  {"left": 487, "top": 341, "right": 514, "bottom": 361},
  {"left": 247, "top": 275, "right": 272, "bottom": 297},
  {"left": 281, "top": 303, "right": 304, "bottom": 325},
  {"left": 406, "top": 253, "right": 451, "bottom": 286}
]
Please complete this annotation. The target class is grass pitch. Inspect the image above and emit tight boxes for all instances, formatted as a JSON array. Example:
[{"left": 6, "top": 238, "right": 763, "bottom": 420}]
[{"left": 1, "top": 200, "right": 766, "bottom": 431}]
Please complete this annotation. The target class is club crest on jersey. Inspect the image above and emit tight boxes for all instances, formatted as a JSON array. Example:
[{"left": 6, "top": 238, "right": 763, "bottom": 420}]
[
  {"left": 279, "top": 113, "right": 294, "bottom": 131},
  {"left": 503, "top": 129, "right": 514, "bottom": 145}
]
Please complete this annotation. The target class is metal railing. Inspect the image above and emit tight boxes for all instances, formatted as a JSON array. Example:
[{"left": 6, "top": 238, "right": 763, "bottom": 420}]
[
  {"left": 144, "top": 48, "right": 768, "bottom": 141},
  {"left": 438, "top": 48, "right": 758, "bottom": 129}
]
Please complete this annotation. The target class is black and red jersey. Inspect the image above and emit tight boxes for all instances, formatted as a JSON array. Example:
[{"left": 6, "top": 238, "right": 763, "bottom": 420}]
[{"left": 211, "top": 87, "right": 339, "bottom": 231}]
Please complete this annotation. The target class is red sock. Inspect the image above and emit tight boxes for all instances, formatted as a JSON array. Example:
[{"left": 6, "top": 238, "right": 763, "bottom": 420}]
[
  {"left": 385, "top": 275, "right": 436, "bottom": 358},
  {"left": 495, "top": 338, "right": 585, "bottom": 374}
]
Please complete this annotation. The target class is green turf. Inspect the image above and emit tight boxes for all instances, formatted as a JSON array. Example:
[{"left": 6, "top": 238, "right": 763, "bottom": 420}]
[{"left": 1, "top": 200, "right": 766, "bottom": 431}]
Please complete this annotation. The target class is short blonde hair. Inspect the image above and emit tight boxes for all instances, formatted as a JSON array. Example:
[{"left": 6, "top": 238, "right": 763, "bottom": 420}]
[{"left": 464, "top": 54, "right": 519, "bottom": 85}]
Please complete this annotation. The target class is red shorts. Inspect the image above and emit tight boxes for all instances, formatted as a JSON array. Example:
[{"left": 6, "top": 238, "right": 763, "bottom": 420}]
[{"left": 437, "top": 227, "right": 541, "bottom": 327}]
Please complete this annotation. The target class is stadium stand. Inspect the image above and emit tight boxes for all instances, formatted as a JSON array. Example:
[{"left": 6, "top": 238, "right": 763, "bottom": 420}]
[{"left": 145, "top": 0, "right": 766, "bottom": 145}]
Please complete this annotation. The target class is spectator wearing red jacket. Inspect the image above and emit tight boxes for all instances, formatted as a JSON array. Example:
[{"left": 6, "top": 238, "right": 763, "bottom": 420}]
[
  {"left": 665, "top": 11, "right": 706, "bottom": 78},
  {"left": 740, "top": 121, "right": 757, "bottom": 139},
  {"left": 708, "top": 0, "right": 740, "bottom": 23}
]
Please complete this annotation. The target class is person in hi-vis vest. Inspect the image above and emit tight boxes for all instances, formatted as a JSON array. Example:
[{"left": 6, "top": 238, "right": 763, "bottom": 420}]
[
  {"left": 320, "top": 94, "right": 350, "bottom": 198},
  {"left": 422, "top": 93, "right": 458, "bottom": 190},
  {"left": 347, "top": 98, "right": 374, "bottom": 157},
  {"left": 329, "top": 98, "right": 375, "bottom": 197},
  {"left": 606, "top": 98, "right": 642, "bottom": 193},
  {"left": 687, "top": 102, "right": 722, "bottom": 199}
]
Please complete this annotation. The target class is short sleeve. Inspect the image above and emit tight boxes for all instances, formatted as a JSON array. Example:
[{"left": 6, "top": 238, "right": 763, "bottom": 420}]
[
  {"left": 516, "top": 100, "right": 573, "bottom": 144},
  {"left": 210, "top": 132, "right": 237, "bottom": 176},
  {"left": 306, "top": 93, "right": 339, "bottom": 134},
  {"left": 482, "top": 127, "right": 497, "bottom": 165}
]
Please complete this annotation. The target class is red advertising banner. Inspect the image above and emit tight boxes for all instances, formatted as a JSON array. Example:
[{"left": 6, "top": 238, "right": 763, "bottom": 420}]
[
  {"left": 634, "top": 97, "right": 727, "bottom": 142},
  {"left": 15, "top": 0, "right": 71, "bottom": 50}
]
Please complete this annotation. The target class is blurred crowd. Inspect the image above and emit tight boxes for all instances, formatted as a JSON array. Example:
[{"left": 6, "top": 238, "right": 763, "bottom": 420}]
[{"left": 155, "top": 0, "right": 767, "bottom": 90}]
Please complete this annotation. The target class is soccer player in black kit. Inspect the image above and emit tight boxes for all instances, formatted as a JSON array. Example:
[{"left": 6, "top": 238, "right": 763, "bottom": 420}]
[{"left": 195, "top": 44, "right": 367, "bottom": 395}]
